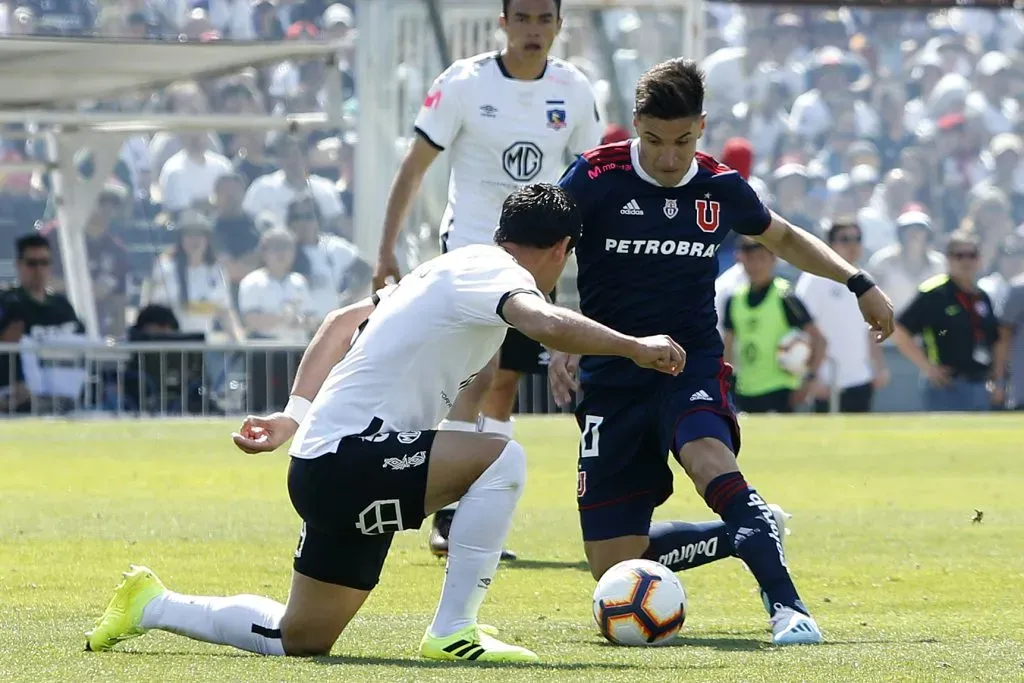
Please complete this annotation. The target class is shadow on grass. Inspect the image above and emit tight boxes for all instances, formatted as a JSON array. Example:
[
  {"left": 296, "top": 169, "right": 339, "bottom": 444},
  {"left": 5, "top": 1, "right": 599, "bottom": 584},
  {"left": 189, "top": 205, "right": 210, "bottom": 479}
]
[
  {"left": 595, "top": 635, "right": 767, "bottom": 652},
  {"left": 504, "top": 559, "right": 591, "bottom": 572},
  {"left": 310, "top": 655, "right": 728, "bottom": 671}
]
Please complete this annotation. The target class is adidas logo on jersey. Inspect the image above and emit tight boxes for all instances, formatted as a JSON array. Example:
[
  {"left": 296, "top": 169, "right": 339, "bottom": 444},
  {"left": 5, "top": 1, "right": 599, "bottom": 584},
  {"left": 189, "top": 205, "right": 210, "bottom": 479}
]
[
  {"left": 620, "top": 199, "right": 644, "bottom": 216},
  {"left": 690, "top": 390, "right": 713, "bottom": 402}
]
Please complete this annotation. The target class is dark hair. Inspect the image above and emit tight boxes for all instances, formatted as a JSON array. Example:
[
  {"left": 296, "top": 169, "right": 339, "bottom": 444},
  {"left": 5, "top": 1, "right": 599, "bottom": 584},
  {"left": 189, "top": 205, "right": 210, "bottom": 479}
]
[
  {"left": 16, "top": 233, "right": 50, "bottom": 260},
  {"left": 133, "top": 304, "right": 180, "bottom": 332},
  {"left": 502, "top": 0, "right": 560, "bottom": 16},
  {"left": 168, "top": 227, "right": 217, "bottom": 306},
  {"left": 286, "top": 194, "right": 322, "bottom": 281},
  {"left": 493, "top": 183, "right": 581, "bottom": 251},
  {"left": 634, "top": 58, "right": 705, "bottom": 120},
  {"left": 827, "top": 218, "right": 861, "bottom": 244}
]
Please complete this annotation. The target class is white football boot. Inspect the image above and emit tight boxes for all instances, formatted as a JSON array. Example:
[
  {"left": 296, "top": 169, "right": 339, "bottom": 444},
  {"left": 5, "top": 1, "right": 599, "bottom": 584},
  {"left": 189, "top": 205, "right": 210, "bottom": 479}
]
[{"left": 770, "top": 606, "right": 823, "bottom": 645}]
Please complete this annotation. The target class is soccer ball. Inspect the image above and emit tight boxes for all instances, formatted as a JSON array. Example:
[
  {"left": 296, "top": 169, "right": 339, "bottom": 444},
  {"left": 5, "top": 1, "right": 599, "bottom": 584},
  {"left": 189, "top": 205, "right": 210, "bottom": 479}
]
[
  {"left": 776, "top": 329, "right": 811, "bottom": 376},
  {"left": 592, "top": 559, "right": 687, "bottom": 646}
]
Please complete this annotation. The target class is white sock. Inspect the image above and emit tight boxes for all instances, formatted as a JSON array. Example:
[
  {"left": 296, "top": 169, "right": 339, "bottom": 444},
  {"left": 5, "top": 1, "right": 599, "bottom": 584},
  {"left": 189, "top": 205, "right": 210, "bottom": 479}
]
[
  {"left": 141, "top": 591, "right": 286, "bottom": 656},
  {"left": 477, "top": 416, "right": 514, "bottom": 438},
  {"left": 427, "top": 440, "right": 527, "bottom": 637},
  {"left": 437, "top": 419, "right": 478, "bottom": 433}
]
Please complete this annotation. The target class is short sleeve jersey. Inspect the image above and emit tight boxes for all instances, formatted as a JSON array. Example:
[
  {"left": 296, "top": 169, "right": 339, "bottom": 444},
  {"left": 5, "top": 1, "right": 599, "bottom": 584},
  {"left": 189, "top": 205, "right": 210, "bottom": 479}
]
[
  {"left": 558, "top": 140, "right": 772, "bottom": 386},
  {"left": 414, "top": 52, "right": 602, "bottom": 250},
  {"left": 290, "top": 245, "right": 543, "bottom": 459}
]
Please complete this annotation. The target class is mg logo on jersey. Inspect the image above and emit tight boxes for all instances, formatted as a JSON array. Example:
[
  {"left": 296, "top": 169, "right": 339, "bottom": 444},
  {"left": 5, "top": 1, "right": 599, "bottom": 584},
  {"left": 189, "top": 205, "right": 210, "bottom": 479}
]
[
  {"left": 695, "top": 199, "right": 721, "bottom": 233},
  {"left": 503, "top": 141, "right": 543, "bottom": 182},
  {"left": 663, "top": 199, "right": 679, "bottom": 219}
]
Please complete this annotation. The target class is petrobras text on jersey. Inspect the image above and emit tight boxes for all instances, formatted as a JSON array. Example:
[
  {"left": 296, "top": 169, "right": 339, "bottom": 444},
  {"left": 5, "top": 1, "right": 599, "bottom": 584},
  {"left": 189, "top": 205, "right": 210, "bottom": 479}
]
[{"left": 604, "top": 238, "right": 719, "bottom": 258}]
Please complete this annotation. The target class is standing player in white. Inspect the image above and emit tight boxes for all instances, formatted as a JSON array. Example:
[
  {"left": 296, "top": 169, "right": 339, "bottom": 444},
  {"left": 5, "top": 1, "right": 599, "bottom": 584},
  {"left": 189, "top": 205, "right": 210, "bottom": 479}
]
[
  {"left": 372, "top": 0, "right": 603, "bottom": 559},
  {"left": 85, "top": 185, "right": 684, "bottom": 663}
]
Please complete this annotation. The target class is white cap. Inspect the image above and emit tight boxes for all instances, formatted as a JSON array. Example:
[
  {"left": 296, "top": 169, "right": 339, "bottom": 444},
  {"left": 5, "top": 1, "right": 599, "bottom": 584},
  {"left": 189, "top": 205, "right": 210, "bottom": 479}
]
[{"left": 323, "top": 3, "right": 354, "bottom": 28}]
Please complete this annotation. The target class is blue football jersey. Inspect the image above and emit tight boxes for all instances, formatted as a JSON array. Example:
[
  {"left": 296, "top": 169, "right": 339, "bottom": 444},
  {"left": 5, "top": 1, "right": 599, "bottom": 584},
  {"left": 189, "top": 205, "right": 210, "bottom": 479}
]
[{"left": 558, "top": 140, "right": 772, "bottom": 387}]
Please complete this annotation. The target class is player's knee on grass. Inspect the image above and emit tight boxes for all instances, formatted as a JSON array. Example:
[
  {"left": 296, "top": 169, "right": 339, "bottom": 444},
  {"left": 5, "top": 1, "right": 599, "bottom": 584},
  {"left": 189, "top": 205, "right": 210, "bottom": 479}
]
[
  {"left": 424, "top": 432, "right": 521, "bottom": 513},
  {"left": 676, "top": 437, "right": 740, "bottom": 495},
  {"left": 279, "top": 573, "right": 371, "bottom": 656},
  {"left": 584, "top": 536, "right": 650, "bottom": 581}
]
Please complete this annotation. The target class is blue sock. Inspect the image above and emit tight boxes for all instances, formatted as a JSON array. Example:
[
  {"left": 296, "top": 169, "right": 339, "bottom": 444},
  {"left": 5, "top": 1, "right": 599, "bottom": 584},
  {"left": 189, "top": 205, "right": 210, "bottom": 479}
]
[
  {"left": 704, "top": 472, "right": 805, "bottom": 616},
  {"left": 643, "top": 520, "right": 735, "bottom": 571}
]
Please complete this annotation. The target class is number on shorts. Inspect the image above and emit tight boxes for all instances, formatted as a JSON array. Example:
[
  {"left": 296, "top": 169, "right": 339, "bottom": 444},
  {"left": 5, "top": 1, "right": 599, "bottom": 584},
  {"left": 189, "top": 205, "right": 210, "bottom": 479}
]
[
  {"left": 355, "top": 499, "right": 405, "bottom": 535},
  {"left": 580, "top": 415, "right": 603, "bottom": 458}
]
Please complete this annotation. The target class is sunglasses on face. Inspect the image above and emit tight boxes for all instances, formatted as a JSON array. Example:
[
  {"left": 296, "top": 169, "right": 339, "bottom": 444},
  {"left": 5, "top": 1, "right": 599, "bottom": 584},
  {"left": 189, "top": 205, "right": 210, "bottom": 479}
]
[
  {"left": 22, "top": 258, "right": 51, "bottom": 268},
  {"left": 949, "top": 251, "right": 979, "bottom": 261},
  {"left": 832, "top": 235, "right": 862, "bottom": 245}
]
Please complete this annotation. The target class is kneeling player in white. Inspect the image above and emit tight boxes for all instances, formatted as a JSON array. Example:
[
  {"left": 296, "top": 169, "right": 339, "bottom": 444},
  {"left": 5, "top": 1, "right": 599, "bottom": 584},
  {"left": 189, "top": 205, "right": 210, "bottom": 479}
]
[{"left": 85, "top": 184, "right": 684, "bottom": 662}]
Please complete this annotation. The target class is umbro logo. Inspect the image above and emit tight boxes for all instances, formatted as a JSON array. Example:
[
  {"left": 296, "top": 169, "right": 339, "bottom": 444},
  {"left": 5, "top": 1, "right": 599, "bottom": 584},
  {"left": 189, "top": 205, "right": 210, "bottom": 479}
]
[
  {"left": 690, "top": 390, "right": 713, "bottom": 402},
  {"left": 479, "top": 104, "right": 498, "bottom": 118},
  {"left": 620, "top": 199, "right": 644, "bottom": 216}
]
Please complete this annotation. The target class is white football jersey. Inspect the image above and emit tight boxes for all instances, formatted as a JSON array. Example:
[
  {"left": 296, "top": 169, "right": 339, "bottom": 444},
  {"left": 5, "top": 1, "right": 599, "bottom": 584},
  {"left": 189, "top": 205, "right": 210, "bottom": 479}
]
[
  {"left": 414, "top": 52, "right": 602, "bottom": 251},
  {"left": 290, "top": 245, "right": 543, "bottom": 459}
]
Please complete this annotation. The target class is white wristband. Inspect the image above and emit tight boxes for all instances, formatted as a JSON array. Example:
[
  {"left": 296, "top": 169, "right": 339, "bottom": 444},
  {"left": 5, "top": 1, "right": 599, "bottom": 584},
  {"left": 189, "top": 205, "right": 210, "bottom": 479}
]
[{"left": 283, "top": 395, "right": 311, "bottom": 425}]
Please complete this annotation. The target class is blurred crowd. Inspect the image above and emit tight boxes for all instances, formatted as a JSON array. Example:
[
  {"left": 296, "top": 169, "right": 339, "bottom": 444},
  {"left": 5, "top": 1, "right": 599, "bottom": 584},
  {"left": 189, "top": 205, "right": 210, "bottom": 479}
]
[
  {"left": 685, "top": 5, "right": 1024, "bottom": 315},
  {"left": 0, "top": 0, "right": 365, "bottom": 343}
]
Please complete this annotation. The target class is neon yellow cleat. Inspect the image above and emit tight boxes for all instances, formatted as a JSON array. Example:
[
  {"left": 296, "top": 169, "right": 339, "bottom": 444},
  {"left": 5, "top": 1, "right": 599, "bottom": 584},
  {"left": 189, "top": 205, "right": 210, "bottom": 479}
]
[
  {"left": 420, "top": 624, "right": 538, "bottom": 663},
  {"left": 85, "top": 565, "right": 166, "bottom": 652}
]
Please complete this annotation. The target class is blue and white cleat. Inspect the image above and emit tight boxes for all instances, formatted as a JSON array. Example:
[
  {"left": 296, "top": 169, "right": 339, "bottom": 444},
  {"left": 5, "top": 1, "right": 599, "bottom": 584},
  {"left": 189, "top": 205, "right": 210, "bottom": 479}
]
[{"left": 770, "top": 606, "right": 823, "bottom": 645}]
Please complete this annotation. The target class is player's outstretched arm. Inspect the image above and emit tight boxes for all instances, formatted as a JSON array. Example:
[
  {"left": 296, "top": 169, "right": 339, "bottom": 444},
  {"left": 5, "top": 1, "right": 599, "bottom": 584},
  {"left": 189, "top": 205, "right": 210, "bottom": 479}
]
[
  {"left": 374, "top": 138, "right": 442, "bottom": 290},
  {"left": 232, "top": 297, "right": 376, "bottom": 454},
  {"left": 501, "top": 293, "right": 685, "bottom": 375},
  {"left": 754, "top": 212, "right": 895, "bottom": 341}
]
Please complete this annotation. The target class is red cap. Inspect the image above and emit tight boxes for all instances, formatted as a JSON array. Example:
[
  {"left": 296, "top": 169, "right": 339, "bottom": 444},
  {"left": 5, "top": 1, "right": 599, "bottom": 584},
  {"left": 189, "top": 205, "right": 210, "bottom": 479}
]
[
  {"left": 601, "top": 124, "right": 631, "bottom": 145},
  {"left": 721, "top": 137, "right": 754, "bottom": 180}
]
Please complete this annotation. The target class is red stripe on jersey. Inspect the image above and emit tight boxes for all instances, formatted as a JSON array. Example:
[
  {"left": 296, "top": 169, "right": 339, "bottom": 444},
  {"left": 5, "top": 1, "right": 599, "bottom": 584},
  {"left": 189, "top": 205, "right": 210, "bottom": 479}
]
[
  {"left": 582, "top": 141, "right": 632, "bottom": 166},
  {"left": 695, "top": 151, "right": 732, "bottom": 176}
]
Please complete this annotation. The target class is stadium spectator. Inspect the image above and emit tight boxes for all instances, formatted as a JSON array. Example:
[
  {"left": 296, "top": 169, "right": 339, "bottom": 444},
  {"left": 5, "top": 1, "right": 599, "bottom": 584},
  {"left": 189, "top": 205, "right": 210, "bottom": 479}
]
[
  {"left": 892, "top": 229, "right": 999, "bottom": 412},
  {"left": 237, "top": 227, "right": 313, "bottom": 342},
  {"left": 141, "top": 211, "right": 243, "bottom": 340},
  {"left": 994, "top": 273, "right": 1024, "bottom": 410},
  {"left": 979, "top": 235, "right": 1024, "bottom": 317},
  {"left": 46, "top": 183, "right": 131, "bottom": 338},
  {"left": 232, "top": 131, "right": 277, "bottom": 187},
  {"left": 960, "top": 187, "right": 1015, "bottom": 273},
  {"left": 795, "top": 219, "right": 889, "bottom": 413},
  {"left": 857, "top": 169, "right": 915, "bottom": 255},
  {"left": 149, "top": 82, "right": 225, "bottom": 175},
  {"left": 723, "top": 237, "right": 826, "bottom": 413},
  {"left": 285, "top": 193, "right": 367, "bottom": 324},
  {"left": 243, "top": 135, "right": 344, "bottom": 232},
  {"left": 211, "top": 172, "right": 261, "bottom": 298},
  {"left": 0, "top": 234, "right": 84, "bottom": 413},
  {"left": 157, "top": 132, "right": 233, "bottom": 215},
  {"left": 867, "top": 207, "right": 946, "bottom": 314}
]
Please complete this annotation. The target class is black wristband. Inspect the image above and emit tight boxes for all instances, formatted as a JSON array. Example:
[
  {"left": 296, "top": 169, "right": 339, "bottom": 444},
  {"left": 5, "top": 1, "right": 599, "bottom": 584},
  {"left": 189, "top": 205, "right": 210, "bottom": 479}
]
[{"left": 846, "top": 270, "right": 876, "bottom": 298}]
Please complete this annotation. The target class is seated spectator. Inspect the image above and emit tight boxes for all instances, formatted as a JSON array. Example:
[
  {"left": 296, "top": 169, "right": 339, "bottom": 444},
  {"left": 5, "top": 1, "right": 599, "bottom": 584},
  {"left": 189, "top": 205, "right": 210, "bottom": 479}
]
[
  {"left": 979, "top": 235, "right": 1024, "bottom": 318},
  {"left": 158, "top": 132, "right": 233, "bottom": 215},
  {"left": 237, "top": 227, "right": 314, "bottom": 342},
  {"left": 0, "top": 234, "right": 84, "bottom": 414},
  {"left": 211, "top": 172, "right": 261, "bottom": 299},
  {"left": 286, "top": 193, "right": 370, "bottom": 324},
  {"left": 243, "top": 135, "right": 344, "bottom": 232},
  {"left": 961, "top": 187, "right": 1015, "bottom": 273},
  {"left": 232, "top": 131, "right": 277, "bottom": 187},
  {"left": 149, "top": 82, "right": 225, "bottom": 174},
  {"left": 892, "top": 230, "right": 999, "bottom": 412},
  {"left": 46, "top": 183, "right": 130, "bottom": 338},
  {"left": 867, "top": 207, "right": 947, "bottom": 313},
  {"left": 141, "top": 211, "right": 244, "bottom": 340}
]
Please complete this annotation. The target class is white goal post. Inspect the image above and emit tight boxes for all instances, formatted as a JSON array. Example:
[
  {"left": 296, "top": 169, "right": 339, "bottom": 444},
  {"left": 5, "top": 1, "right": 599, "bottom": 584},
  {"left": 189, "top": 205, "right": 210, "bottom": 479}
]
[
  {"left": 0, "top": 37, "right": 349, "bottom": 339},
  {"left": 353, "top": 0, "right": 706, "bottom": 274}
]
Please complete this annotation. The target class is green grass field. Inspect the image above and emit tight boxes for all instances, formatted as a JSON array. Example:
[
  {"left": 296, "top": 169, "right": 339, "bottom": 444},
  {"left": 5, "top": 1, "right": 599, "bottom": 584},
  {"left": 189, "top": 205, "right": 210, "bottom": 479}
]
[{"left": 2, "top": 415, "right": 1023, "bottom": 682}]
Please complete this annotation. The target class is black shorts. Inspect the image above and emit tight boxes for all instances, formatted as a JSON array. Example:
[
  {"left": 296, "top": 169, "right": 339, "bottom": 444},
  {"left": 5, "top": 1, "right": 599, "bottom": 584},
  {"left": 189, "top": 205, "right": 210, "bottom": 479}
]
[
  {"left": 736, "top": 388, "right": 793, "bottom": 414},
  {"left": 287, "top": 428, "right": 437, "bottom": 590},
  {"left": 813, "top": 382, "right": 874, "bottom": 413}
]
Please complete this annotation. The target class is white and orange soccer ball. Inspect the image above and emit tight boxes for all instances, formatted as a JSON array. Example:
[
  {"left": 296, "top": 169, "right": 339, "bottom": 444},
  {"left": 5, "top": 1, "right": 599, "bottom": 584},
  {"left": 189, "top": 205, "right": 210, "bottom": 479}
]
[
  {"left": 776, "top": 329, "right": 812, "bottom": 376},
  {"left": 592, "top": 559, "right": 687, "bottom": 646}
]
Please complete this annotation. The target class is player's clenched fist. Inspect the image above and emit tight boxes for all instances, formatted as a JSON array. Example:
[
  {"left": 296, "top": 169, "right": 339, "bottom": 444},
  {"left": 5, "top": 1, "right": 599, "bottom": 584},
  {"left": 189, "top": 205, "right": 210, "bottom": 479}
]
[
  {"left": 630, "top": 335, "right": 686, "bottom": 375},
  {"left": 231, "top": 413, "right": 298, "bottom": 454}
]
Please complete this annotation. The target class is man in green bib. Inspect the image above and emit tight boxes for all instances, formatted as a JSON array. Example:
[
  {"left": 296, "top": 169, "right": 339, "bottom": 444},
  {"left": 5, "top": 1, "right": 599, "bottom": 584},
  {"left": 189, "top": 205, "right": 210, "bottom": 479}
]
[{"left": 723, "top": 238, "right": 826, "bottom": 413}]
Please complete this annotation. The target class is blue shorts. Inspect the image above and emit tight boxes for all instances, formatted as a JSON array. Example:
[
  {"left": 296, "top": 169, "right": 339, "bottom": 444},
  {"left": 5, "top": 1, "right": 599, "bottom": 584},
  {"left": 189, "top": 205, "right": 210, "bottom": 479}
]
[{"left": 575, "top": 362, "right": 741, "bottom": 542}]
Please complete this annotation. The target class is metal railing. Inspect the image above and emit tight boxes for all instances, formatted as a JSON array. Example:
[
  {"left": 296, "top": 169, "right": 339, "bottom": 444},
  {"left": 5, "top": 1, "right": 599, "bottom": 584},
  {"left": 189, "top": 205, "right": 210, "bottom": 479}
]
[{"left": 0, "top": 341, "right": 917, "bottom": 419}]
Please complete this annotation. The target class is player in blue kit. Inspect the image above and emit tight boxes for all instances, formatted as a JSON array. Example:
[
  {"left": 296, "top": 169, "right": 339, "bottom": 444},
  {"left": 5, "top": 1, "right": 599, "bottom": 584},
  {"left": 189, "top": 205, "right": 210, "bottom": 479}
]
[{"left": 551, "top": 58, "right": 895, "bottom": 645}]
